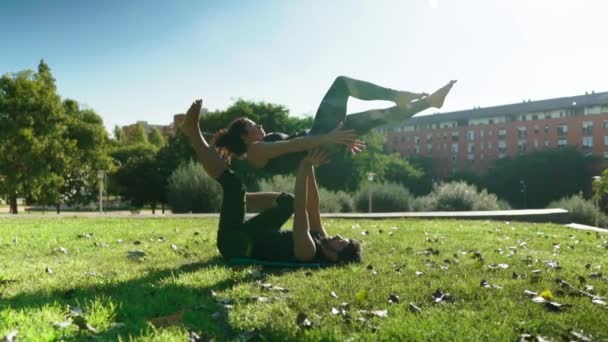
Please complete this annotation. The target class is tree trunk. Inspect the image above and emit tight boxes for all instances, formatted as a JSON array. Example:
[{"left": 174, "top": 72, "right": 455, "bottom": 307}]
[
  {"left": 162, "top": 203, "right": 165, "bottom": 214},
  {"left": 56, "top": 203, "right": 61, "bottom": 214},
  {"left": 9, "top": 194, "right": 18, "bottom": 214},
  {"left": 152, "top": 202, "right": 156, "bottom": 215}
]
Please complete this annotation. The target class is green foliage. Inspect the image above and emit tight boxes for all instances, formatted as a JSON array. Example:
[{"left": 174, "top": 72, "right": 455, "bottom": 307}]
[
  {"left": 258, "top": 175, "right": 295, "bottom": 193},
  {"left": 319, "top": 188, "right": 353, "bottom": 213},
  {"left": 354, "top": 182, "right": 413, "bottom": 212},
  {"left": 415, "top": 181, "right": 508, "bottom": 211},
  {"left": 148, "top": 127, "right": 166, "bottom": 148},
  {"left": 167, "top": 160, "right": 222, "bottom": 213},
  {"left": 257, "top": 175, "right": 353, "bottom": 212},
  {"left": 109, "top": 143, "right": 165, "bottom": 211},
  {"left": 112, "top": 125, "right": 125, "bottom": 143},
  {"left": 0, "top": 60, "right": 70, "bottom": 212},
  {"left": 548, "top": 193, "right": 608, "bottom": 227},
  {"left": 485, "top": 148, "right": 598, "bottom": 208},
  {"left": 128, "top": 123, "right": 148, "bottom": 145}
]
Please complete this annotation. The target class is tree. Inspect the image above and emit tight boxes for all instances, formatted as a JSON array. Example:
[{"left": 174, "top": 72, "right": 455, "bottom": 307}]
[
  {"left": 484, "top": 148, "right": 599, "bottom": 208},
  {"left": 148, "top": 127, "right": 166, "bottom": 148},
  {"left": 48, "top": 99, "right": 112, "bottom": 212},
  {"left": 110, "top": 143, "right": 163, "bottom": 212},
  {"left": 128, "top": 123, "right": 148, "bottom": 145},
  {"left": 0, "top": 60, "right": 69, "bottom": 214},
  {"left": 113, "top": 125, "right": 125, "bottom": 143}
]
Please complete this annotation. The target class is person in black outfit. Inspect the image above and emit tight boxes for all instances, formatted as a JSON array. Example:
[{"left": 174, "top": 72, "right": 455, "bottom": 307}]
[
  {"left": 183, "top": 100, "right": 362, "bottom": 264},
  {"left": 213, "top": 76, "right": 457, "bottom": 174}
]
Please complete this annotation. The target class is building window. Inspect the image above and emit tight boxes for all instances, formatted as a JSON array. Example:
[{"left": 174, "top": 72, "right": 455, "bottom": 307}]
[
  {"left": 604, "top": 152, "right": 608, "bottom": 160},
  {"left": 427, "top": 144, "right": 433, "bottom": 154},
  {"left": 452, "top": 132, "right": 460, "bottom": 142},
  {"left": 604, "top": 136, "right": 608, "bottom": 146},
  {"left": 582, "top": 137, "right": 593, "bottom": 148},
  {"left": 558, "top": 138, "right": 568, "bottom": 149},
  {"left": 582, "top": 121, "right": 593, "bottom": 135},
  {"left": 467, "top": 130, "right": 475, "bottom": 141},
  {"left": 532, "top": 114, "right": 538, "bottom": 120},
  {"left": 415, "top": 146, "right": 420, "bottom": 154},
  {"left": 487, "top": 142, "right": 493, "bottom": 150},
  {"left": 414, "top": 136, "right": 420, "bottom": 145},
  {"left": 545, "top": 140, "right": 549, "bottom": 147},
  {"left": 480, "top": 129, "right": 484, "bottom": 138},
  {"left": 533, "top": 125, "right": 539, "bottom": 134},
  {"left": 467, "top": 143, "right": 475, "bottom": 153},
  {"left": 518, "top": 141, "right": 527, "bottom": 154},
  {"left": 534, "top": 139, "right": 539, "bottom": 148},
  {"left": 498, "top": 129, "right": 507, "bottom": 139},
  {"left": 557, "top": 125, "right": 568, "bottom": 136},
  {"left": 452, "top": 143, "right": 459, "bottom": 153},
  {"left": 489, "top": 119, "right": 494, "bottom": 125},
  {"left": 603, "top": 121, "right": 608, "bottom": 129},
  {"left": 518, "top": 127, "right": 527, "bottom": 139},
  {"left": 426, "top": 134, "right": 432, "bottom": 143},
  {"left": 544, "top": 125, "right": 549, "bottom": 133},
  {"left": 498, "top": 141, "right": 507, "bottom": 154}
]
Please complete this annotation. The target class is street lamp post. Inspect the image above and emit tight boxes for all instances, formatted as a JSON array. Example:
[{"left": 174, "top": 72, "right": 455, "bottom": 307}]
[
  {"left": 367, "top": 172, "right": 376, "bottom": 213},
  {"left": 97, "top": 170, "right": 106, "bottom": 213},
  {"left": 520, "top": 180, "right": 527, "bottom": 208},
  {"left": 593, "top": 176, "right": 601, "bottom": 227}
]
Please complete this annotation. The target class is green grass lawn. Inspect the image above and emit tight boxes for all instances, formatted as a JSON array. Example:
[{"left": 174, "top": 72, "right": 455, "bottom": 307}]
[{"left": 0, "top": 217, "right": 607, "bottom": 341}]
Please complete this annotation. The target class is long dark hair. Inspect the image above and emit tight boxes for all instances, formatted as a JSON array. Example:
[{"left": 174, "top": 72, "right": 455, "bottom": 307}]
[{"left": 212, "top": 117, "right": 249, "bottom": 161}]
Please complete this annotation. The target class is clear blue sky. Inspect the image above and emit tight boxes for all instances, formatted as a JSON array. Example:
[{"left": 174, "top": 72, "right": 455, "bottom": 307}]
[{"left": 2, "top": 0, "right": 607, "bottom": 134}]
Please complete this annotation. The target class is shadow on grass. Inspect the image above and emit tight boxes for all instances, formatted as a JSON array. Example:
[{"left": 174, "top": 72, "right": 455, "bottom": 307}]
[{"left": 1, "top": 255, "right": 300, "bottom": 340}]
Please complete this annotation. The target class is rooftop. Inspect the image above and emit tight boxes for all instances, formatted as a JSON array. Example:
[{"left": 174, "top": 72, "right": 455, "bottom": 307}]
[{"left": 400, "top": 91, "right": 608, "bottom": 126}]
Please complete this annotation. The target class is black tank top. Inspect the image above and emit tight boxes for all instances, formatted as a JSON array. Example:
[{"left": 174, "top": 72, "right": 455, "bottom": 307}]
[{"left": 261, "top": 131, "right": 309, "bottom": 175}]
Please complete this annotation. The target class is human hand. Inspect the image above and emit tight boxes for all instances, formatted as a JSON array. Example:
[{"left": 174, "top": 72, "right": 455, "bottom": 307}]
[
  {"left": 186, "top": 99, "right": 202, "bottom": 117},
  {"left": 347, "top": 139, "right": 366, "bottom": 155},
  {"left": 325, "top": 122, "right": 357, "bottom": 146},
  {"left": 303, "top": 148, "right": 330, "bottom": 167}
]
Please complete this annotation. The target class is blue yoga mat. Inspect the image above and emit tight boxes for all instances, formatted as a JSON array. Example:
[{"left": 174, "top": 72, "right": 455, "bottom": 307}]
[{"left": 229, "top": 257, "right": 327, "bottom": 268}]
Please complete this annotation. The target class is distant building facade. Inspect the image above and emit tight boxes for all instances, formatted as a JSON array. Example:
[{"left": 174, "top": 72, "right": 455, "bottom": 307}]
[
  {"left": 380, "top": 91, "right": 608, "bottom": 177},
  {"left": 122, "top": 107, "right": 208, "bottom": 139}
]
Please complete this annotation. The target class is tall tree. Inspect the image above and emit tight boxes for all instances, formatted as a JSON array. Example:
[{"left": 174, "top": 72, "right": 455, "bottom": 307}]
[
  {"left": 0, "top": 60, "right": 69, "bottom": 213},
  {"left": 113, "top": 125, "right": 125, "bottom": 143},
  {"left": 148, "top": 127, "right": 166, "bottom": 148},
  {"left": 128, "top": 123, "right": 148, "bottom": 145}
]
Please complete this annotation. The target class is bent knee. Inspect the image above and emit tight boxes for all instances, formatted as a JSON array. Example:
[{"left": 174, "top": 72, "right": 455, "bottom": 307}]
[{"left": 277, "top": 192, "right": 295, "bottom": 211}]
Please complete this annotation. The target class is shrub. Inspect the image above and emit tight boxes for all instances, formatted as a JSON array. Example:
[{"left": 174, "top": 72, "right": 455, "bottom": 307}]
[
  {"left": 320, "top": 189, "right": 354, "bottom": 213},
  {"left": 354, "top": 182, "right": 413, "bottom": 212},
  {"left": 548, "top": 193, "right": 608, "bottom": 227},
  {"left": 258, "top": 175, "right": 295, "bottom": 193},
  {"left": 258, "top": 175, "right": 353, "bottom": 213},
  {"left": 415, "top": 181, "right": 508, "bottom": 211},
  {"left": 167, "top": 160, "right": 222, "bottom": 213}
]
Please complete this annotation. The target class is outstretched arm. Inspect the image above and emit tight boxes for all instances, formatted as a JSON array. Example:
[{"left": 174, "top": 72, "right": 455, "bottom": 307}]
[
  {"left": 306, "top": 166, "right": 328, "bottom": 236},
  {"left": 247, "top": 125, "right": 357, "bottom": 167},
  {"left": 182, "top": 100, "right": 227, "bottom": 179},
  {"left": 292, "top": 160, "right": 316, "bottom": 261}
]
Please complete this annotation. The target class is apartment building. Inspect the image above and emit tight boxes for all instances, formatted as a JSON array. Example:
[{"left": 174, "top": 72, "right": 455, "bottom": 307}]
[{"left": 381, "top": 91, "right": 608, "bottom": 177}]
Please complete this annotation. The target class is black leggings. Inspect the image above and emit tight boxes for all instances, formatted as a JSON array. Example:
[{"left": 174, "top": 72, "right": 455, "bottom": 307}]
[
  {"left": 216, "top": 169, "right": 294, "bottom": 259},
  {"left": 309, "top": 76, "right": 430, "bottom": 135}
]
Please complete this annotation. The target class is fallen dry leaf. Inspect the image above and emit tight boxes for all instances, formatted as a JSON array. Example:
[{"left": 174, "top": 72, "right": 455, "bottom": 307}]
[
  {"left": 146, "top": 310, "right": 184, "bottom": 328},
  {"left": 3, "top": 330, "right": 17, "bottom": 342}
]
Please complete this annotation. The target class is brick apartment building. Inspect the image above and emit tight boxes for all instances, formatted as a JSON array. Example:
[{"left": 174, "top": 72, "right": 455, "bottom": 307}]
[
  {"left": 381, "top": 91, "right": 608, "bottom": 178},
  {"left": 122, "top": 107, "right": 207, "bottom": 139}
]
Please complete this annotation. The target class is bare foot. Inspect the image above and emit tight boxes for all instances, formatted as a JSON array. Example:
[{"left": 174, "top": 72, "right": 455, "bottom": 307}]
[
  {"left": 395, "top": 91, "right": 429, "bottom": 108},
  {"left": 183, "top": 99, "right": 203, "bottom": 138},
  {"left": 425, "top": 80, "right": 457, "bottom": 109}
]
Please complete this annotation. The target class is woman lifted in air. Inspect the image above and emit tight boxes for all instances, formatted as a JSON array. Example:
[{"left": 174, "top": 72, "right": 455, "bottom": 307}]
[
  {"left": 183, "top": 100, "right": 362, "bottom": 264},
  {"left": 213, "top": 76, "right": 457, "bottom": 174}
]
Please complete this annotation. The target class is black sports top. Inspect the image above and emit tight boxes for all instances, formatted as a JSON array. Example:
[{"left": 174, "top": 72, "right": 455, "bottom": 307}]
[{"left": 261, "top": 131, "right": 309, "bottom": 175}]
